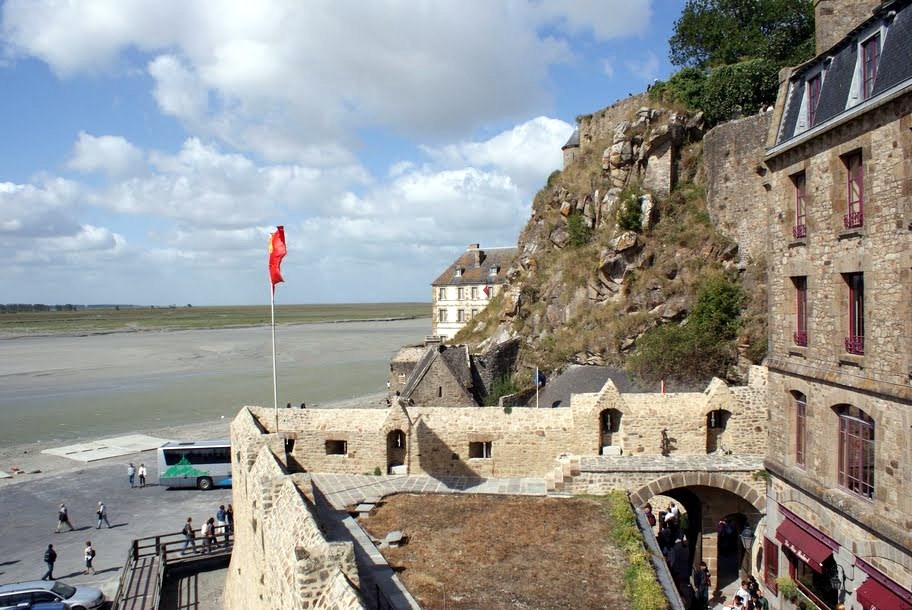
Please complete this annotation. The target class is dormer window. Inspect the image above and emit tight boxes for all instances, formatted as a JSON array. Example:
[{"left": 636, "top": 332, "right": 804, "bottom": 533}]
[
  {"left": 454, "top": 268, "right": 462, "bottom": 277},
  {"left": 488, "top": 266, "right": 498, "bottom": 277},
  {"left": 862, "top": 34, "right": 880, "bottom": 100},
  {"left": 807, "top": 74, "right": 822, "bottom": 127}
]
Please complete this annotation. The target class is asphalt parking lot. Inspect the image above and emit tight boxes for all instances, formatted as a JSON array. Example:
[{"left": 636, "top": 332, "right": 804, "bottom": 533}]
[{"left": 0, "top": 453, "right": 232, "bottom": 601}]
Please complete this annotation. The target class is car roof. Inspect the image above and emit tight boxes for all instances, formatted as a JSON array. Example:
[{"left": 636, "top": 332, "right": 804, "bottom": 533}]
[
  {"left": 0, "top": 580, "right": 53, "bottom": 592},
  {"left": 160, "top": 440, "right": 230, "bottom": 449}
]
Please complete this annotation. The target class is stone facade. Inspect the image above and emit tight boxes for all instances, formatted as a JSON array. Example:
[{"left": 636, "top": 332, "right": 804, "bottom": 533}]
[
  {"left": 224, "top": 411, "right": 364, "bottom": 609},
  {"left": 762, "top": 3, "right": 912, "bottom": 605},
  {"left": 432, "top": 244, "right": 516, "bottom": 340},
  {"left": 576, "top": 93, "right": 652, "bottom": 153},
  {"left": 703, "top": 112, "right": 774, "bottom": 261},
  {"left": 814, "top": 0, "right": 883, "bottom": 54}
]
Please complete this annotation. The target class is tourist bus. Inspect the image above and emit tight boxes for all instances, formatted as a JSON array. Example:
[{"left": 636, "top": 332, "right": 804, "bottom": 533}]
[{"left": 157, "top": 440, "right": 232, "bottom": 490}]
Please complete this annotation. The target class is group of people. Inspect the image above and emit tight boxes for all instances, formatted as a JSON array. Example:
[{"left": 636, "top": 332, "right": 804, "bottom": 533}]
[
  {"left": 127, "top": 462, "right": 147, "bottom": 488},
  {"left": 181, "top": 504, "right": 234, "bottom": 555},
  {"left": 46, "top": 501, "right": 110, "bottom": 580},
  {"left": 722, "top": 578, "right": 770, "bottom": 610}
]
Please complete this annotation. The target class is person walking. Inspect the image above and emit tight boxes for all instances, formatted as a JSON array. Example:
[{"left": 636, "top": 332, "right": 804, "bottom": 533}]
[
  {"left": 202, "top": 518, "right": 216, "bottom": 554},
  {"left": 83, "top": 541, "right": 96, "bottom": 575},
  {"left": 138, "top": 463, "right": 147, "bottom": 488},
  {"left": 225, "top": 504, "right": 234, "bottom": 536},
  {"left": 41, "top": 544, "right": 57, "bottom": 581},
  {"left": 128, "top": 463, "right": 136, "bottom": 488},
  {"left": 181, "top": 517, "right": 197, "bottom": 554},
  {"left": 216, "top": 505, "right": 227, "bottom": 544},
  {"left": 693, "top": 561, "right": 710, "bottom": 610},
  {"left": 54, "top": 503, "right": 75, "bottom": 533},
  {"left": 96, "top": 501, "right": 111, "bottom": 529}
]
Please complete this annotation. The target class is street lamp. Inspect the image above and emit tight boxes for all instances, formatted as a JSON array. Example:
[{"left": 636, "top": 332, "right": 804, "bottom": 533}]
[
  {"left": 739, "top": 524, "right": 755, "bottom": 551},
  {"left": 739, "top": 524, "right": 755, "bottom": 579}
]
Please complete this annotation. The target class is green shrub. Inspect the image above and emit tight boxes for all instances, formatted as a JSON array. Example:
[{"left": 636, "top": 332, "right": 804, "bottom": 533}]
[
  {"left": 567, "top": 212, "right": 592, "bottom": 248},
  {"left": 373, "top": 467, "right": 382, "bottom": 476},
  {"left": 628, "top": 274, "right": 743, "bottom": 386},
  {"left": 649, "top": 67, "right": 706, "bottom": 110},
  {"left": 617, "top": 190, "right": 643, "bottom": 233},
  {"left": 701, "top": 58, "right": 780, "bottom": 124},
  {"left": 605, "top": 491, "right": 669, "bottom": 610},
  {"left": 484, "top": 374, "right": 519, "bottom": 406}
]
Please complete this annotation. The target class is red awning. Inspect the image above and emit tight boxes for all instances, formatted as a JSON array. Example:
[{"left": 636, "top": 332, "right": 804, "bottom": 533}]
[
  {"left": 775, "top": 519, "right": 832, "bottom": 573},
  {"left": 857, "top": 576, "right": 912, "bottom": 610}
]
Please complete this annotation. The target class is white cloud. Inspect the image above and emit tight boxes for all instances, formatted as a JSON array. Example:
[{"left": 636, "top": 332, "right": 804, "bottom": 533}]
[
  {"left": 0, "top": 178, "right": 83, "bottom": 238},
  {"left": 602, "top": 58, "right": 615, "bottom": 78},
  {"left": 423, "top": 116, "right": 573, "bottom": 193},
  {"left": 1, "top": 1, "right": 651, "bottom": 162},
  {"left": 67, "top": 132, "right": 145, "bottom": 177}
]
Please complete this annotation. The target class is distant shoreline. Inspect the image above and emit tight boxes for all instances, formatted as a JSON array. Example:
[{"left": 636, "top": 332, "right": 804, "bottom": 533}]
[{"left": 0, "top": 315, "right": 430, "bottom": 341}]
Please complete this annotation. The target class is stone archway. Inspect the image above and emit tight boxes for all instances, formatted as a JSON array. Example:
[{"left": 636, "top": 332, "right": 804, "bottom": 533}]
[{"left": 631, "top": 472, "right": 765, "bottom": 596}]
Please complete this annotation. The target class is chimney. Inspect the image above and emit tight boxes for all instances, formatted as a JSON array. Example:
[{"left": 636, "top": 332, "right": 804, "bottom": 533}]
[{"left": 813, "top": 0, "right": 883, "bottom": 54}]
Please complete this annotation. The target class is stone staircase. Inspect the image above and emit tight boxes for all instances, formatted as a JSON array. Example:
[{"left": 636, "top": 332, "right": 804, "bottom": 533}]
[{"left": 544, "top": 455, "right": 581, "bottom": 493}]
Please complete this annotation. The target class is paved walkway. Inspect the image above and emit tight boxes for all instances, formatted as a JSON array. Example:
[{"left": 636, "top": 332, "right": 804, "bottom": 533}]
[{"left": 311, "top": 473, "right": 548, "bottom": 510}]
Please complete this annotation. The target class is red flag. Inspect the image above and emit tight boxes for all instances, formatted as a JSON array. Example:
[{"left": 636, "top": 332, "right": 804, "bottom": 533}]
[
  {"left": 483, "top": 285, "right": 491, "bottom": 297},
  {"left": 268, "top": 226, "right": 286, "bottom": 291}
]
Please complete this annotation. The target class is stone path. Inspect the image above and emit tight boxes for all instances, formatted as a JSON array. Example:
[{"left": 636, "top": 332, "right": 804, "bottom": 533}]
[{"left": 311, "top": 473, "right": 548, "bottom": 510}]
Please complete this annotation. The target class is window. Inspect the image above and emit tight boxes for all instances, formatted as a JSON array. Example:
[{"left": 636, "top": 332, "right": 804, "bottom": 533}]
[
  {"left": 438, "top": 287, "right": 445, "bottom": 300},
  {"left": 438, "top": 308, "right": 447, "bottom": 323},
  {"left": 469, "top": 441, "right": 493, "bottom": 458},
  {"left": 764, "top": 538, "right": 779, "bottom": 594},
  {"left": 471, "top": 308, "right": 478, "bottom": 319},
  {"left": 325, "top": 440, "right": 347, "bottom": 455},
  {"left": 471, "top": 286, "right": 478, "bottom": 299},
  {"left": 845, "top": 273, "right": 864, "bottom": 355},
  {"left": 794, "top": 392, "right": 807, "bottom": 468},
  {"left": 489, "top": 266, "right": 498, "bottom": 277},
  {"left": 836, "top": 405, "right": 874, "bottom": 499},
  {"left": 457, "top": 309, "right": 465, "bottom": 322},
  {"left": 808, "top": 74, "right": 822, "bottom": 127},
  {"left": 844, "top": 152, "right": 864, "bottom": 229},
  {"left": 862, "top": 34, "right": 880, "bottom": 100},
  {"left": 454, "top": 268, "right": 462, "bottom": 277},
  {"left": 457, "top": 287, "right": 464, "bottom": 300},
  {"left": 793, "top": 172, "right": 807, "bottom": 238},
  {"left": 437, "top": 386, "right": 442, "bottom": 398},
  {"left": 794, "top": 277, "right": 808, "bottom": 346}
]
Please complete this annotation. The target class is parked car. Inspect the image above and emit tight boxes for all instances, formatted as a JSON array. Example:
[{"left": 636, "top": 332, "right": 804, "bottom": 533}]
[
  {"left": 0, "top": 581, "right": 104, "bottom": 610},
  {"left": 26, "top": 603, "right": 67, "bottom": 610}
]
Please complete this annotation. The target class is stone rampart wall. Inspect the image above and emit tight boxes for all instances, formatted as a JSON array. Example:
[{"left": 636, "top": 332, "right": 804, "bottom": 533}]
[
  {"left": 577, "top": 93, "right": 651, "bottom": 152},
  {"left": 225, "top": 410, "right": 364, "bottom": 610},
  {"left": 242, "top": 366, "right": 769, "bottom": 478},
  {"left": 702, "top": 112, "right": 773, "bottom": 261}
]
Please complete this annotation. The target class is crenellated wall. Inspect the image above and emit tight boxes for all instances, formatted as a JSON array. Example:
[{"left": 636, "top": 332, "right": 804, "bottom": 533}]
[{"left": 238, "top": 366, "right": 769, "bottom": 480}]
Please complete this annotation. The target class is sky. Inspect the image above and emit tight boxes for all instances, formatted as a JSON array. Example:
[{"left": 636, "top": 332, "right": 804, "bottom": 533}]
[{"left": 0, "top": 0, "right": 686, "bottom": 306}]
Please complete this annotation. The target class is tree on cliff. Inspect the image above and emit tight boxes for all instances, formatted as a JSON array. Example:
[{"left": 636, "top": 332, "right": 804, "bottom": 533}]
[{"left": 669, "top": 0, "right": 815, "bottom": 68}]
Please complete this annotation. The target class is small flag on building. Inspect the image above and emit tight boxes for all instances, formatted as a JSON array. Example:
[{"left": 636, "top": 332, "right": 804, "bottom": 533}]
[
  {"left": 483, "top": 285, "right": 491, "bottom": 297},
  {"left": 268, "top": 226, "right": 286, "bottom": 292}
]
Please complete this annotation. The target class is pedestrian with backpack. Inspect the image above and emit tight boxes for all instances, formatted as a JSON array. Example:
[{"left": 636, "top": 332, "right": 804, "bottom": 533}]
[
  {"left": 41, "top": 544, "right": 57, "bottom": 580},
  {"left": 54, "top": 503, "right": 75, "bottom": 533},
  {"left": 83, "top": 541, "right": 96, "bottom": 575},
  {"left": 181, "top": 517, "right": 197, "bottom": 554}
]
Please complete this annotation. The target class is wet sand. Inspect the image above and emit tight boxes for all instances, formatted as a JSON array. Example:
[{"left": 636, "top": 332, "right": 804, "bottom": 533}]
[{"left": 0, "top": 318, "right": 426, "bottom": 466}]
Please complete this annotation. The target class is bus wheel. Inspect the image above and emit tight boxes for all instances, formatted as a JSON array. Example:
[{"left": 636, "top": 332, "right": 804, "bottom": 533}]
[{"left": 197, "top": 477, "right": 213, "bottom": 491}]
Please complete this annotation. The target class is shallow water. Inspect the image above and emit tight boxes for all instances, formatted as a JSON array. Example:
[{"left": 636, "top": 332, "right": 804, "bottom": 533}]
[{"left": 0, "top": 318, "right": 428, "bottom": 447}]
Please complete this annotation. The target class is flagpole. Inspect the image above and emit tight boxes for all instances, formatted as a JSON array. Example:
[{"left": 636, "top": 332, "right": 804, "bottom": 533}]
[{"left": 271, "top": 284, "right": 279, "bottom": 433}]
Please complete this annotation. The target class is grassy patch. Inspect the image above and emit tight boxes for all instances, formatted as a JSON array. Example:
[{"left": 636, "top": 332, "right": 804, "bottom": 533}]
[
  {"left": 602, "top": 491, "right": 669, "bottom": 610},
  {"left": 0, "top": 303, "right": 430, "bottom": 335}
]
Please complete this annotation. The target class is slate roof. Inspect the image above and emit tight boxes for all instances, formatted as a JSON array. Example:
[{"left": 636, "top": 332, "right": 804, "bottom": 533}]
[
  {"left": 400, "top": 344, "right": 475, "bottom": 403},
  {"left": 432, "top": 246, "right": 518, "bottom": 287},
  {"left": 773, "top": 0, "right": 912, "bottom": 148},
  {"left": 562, "top": 128, "right": 580, "bottom": 149}
]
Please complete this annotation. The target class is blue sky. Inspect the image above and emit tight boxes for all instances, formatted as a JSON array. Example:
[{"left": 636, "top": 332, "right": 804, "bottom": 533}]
[{"left": 0, "top": 0, "right": 685, "bottom": 305}]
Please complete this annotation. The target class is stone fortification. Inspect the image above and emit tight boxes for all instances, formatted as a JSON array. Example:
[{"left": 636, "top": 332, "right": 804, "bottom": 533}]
[
  {"left": 238, "top": 366, "right": 768, "bottom": 479},
  {"left": 702, "top": 112, "right": 773, "bottom": 261},
  {"left": 224, "top": 410, "right": 364, "bottom": 610},
  {"left": 576, "top": 93, "right": 651, "bottom": 153}
]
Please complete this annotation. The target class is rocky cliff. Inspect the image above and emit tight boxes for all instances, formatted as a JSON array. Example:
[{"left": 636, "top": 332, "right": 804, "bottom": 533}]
[{"left": 454, "top": 97, "right": 768, "bottom": 390}]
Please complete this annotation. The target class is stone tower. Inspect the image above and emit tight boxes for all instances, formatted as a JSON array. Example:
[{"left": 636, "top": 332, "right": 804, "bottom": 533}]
[{"left": 813, "top": 0, "right": 883, "bottom": 53}]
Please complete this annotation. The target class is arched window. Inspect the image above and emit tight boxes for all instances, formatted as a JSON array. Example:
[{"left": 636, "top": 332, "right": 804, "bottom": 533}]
[
  {"left": 791, "top": 392, "right": 807, "bottom": 468},
  {"left": 599, "top": 409, "right": 623, "bottom": 454},
  {"left": 835, "top": 405, "right": 874, "bottom": 499}
]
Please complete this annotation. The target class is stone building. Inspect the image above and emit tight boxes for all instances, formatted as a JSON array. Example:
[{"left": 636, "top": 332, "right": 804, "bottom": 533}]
[
  {"left": 431, "top": 244, "right": 517, "bottom": 340},
  {"left": 225, "top": 367, "right": 770, "bottom": 606},
  {"left": 761, "top": 0, "right": 912, "bottom": 608},
  {"left": 561, "top": 127, "right": 580, "bottom": 168}
]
